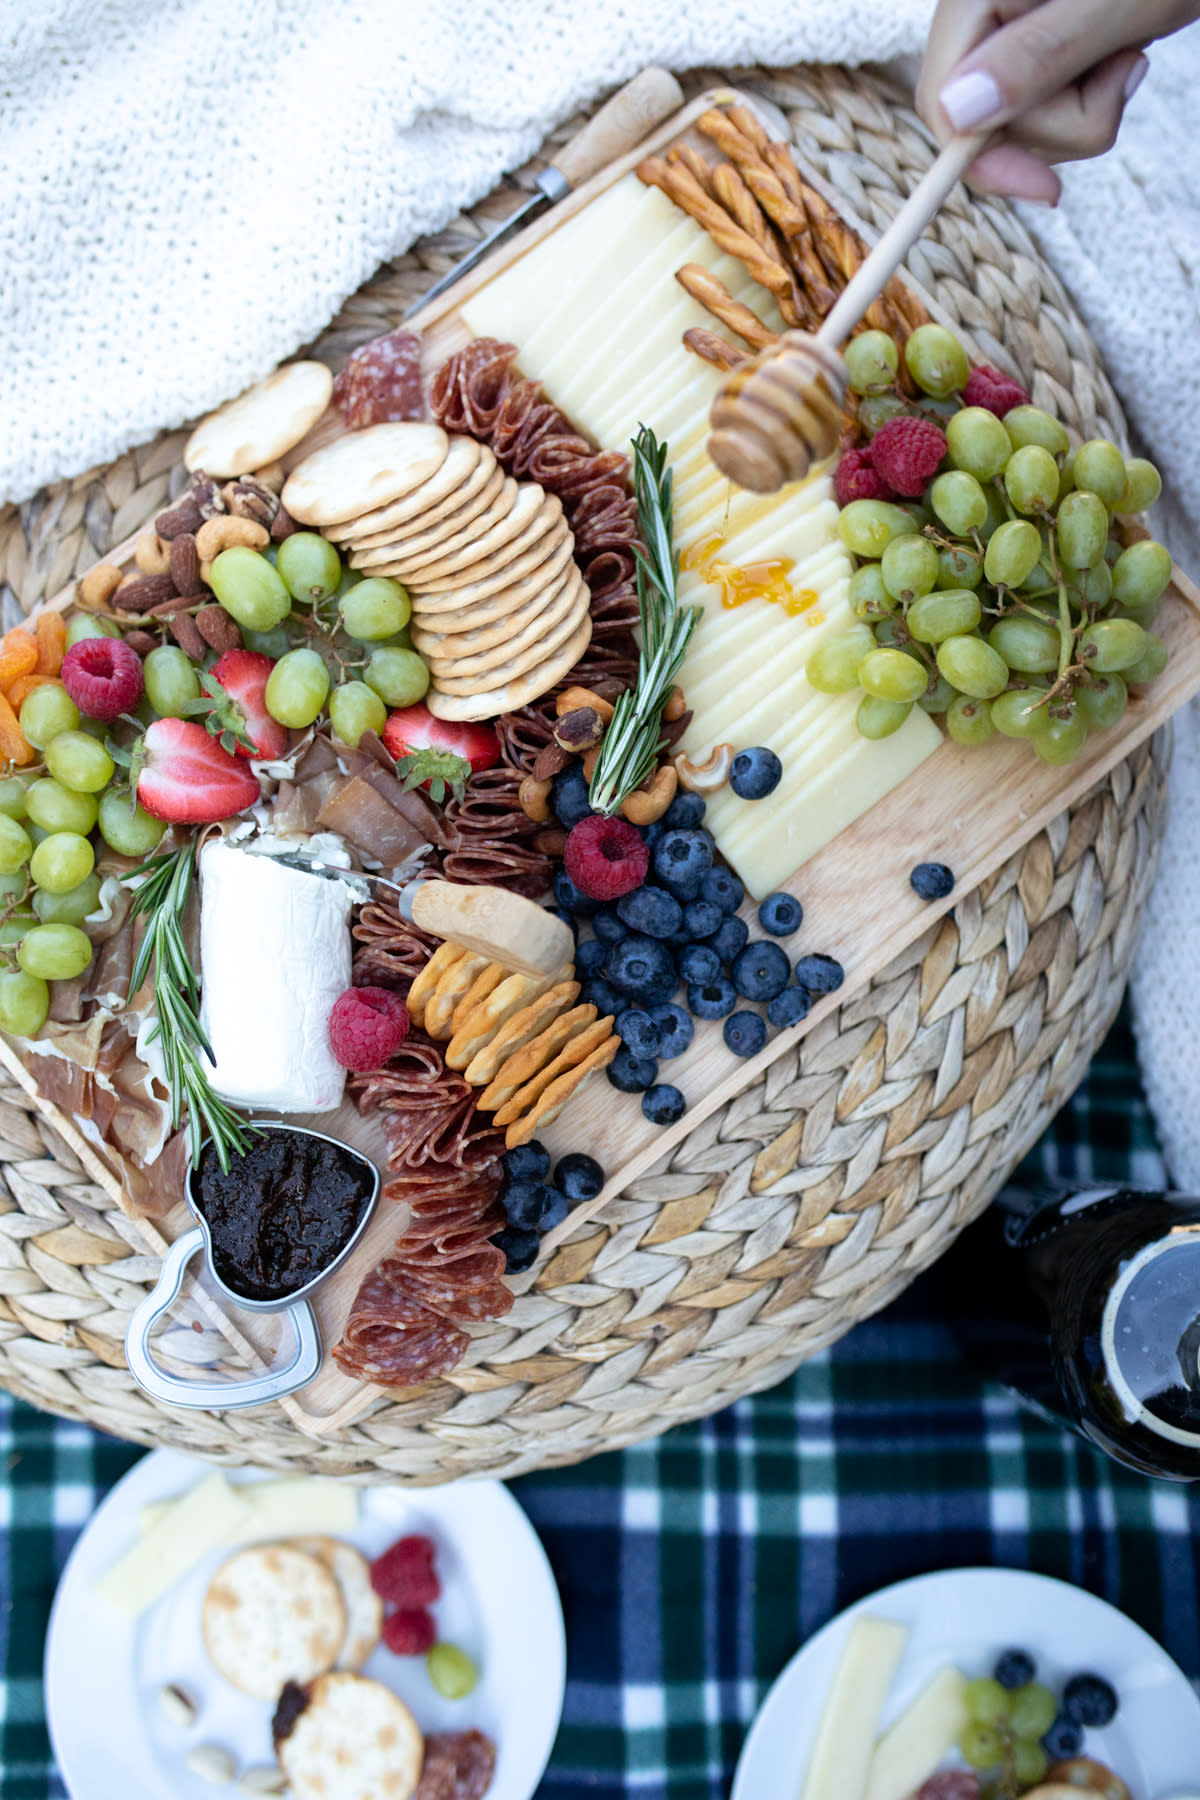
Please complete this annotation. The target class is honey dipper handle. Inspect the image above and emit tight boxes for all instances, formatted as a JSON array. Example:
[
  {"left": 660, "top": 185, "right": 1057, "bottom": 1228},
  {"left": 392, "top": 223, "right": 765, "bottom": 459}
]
[{"left": 815, "top": 132, "right": 988, "bottom": 350}]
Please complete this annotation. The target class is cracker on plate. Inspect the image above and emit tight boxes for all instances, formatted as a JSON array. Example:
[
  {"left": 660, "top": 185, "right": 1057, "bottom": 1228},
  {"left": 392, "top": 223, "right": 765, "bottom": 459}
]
[
  {"left": 202, "top": 1545, "right": 345, "bottom": 1701},
  {"left": 275, "top": 1671, "right": 423, "bottom": 1800}
]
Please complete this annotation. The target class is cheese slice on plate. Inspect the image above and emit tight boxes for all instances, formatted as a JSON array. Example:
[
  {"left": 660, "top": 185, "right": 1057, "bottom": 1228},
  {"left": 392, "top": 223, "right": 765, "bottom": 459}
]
[
  {"left": 801, "top": 1615, "right": 909, "bottom": 1800},
  {"left": 96, "top": 1470, "right": 253, "bottom": 1618},
  {"left": 139, "top": 1475, "right": 359, "bottom": 1544},
  {"left": 863, "top": 1665, "right": 969, "bottom": 1800}
]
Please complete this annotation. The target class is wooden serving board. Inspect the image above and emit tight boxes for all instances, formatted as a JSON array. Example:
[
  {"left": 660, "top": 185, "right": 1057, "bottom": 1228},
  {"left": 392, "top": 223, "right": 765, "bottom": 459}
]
[{"left": 23, "top": 87, "right": 1200, "bottom": 1437}]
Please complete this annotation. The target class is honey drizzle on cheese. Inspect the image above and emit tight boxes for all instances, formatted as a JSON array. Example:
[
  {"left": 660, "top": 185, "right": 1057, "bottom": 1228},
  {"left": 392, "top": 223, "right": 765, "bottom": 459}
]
[{"left": 680, "top": 533, "right": 820, "bottom": 619}]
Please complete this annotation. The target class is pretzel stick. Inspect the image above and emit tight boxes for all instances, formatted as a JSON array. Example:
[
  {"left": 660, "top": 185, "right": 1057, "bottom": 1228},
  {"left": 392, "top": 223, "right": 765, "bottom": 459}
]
[
  {"left": 712, "top": 162, "right": 780, "bottom": 259},
  {"left": 637, "top": 156, "right": 801, "bottom": 319},
  {"left": 682, "top": 327, "right": 749, "bottom": 372},
  {"left": 666, "top": 143, "right": 717, "bottom": 197},
  {"left": 675, "top": 265, "right": 780, "bottom": 350},
  {"left": 764, "top": 139, "right": 806, "bottom": 209},
  {"left": 725, "top": 104, "right": 773, "bottom": 155},
  {"left": 697, "top": 110, "right": 837, "bottom": 316}
]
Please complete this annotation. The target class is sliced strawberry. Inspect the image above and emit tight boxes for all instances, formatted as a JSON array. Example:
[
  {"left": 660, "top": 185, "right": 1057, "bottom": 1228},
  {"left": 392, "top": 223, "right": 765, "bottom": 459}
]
[
  {"left": 136, "top": 718, "right": 261, "bottom": 824},
  {"left": 381, "top": 705, "right": 499, "bottom": 777},
  {"left": 201, "top": 650, "right": 287, "bottom": 760}
]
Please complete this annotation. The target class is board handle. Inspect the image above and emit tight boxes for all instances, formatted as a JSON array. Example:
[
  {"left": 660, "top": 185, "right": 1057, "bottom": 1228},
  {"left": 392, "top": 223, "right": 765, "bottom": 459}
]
[{"left": 552, "top": 67, "right": 685, "bottom": 187}]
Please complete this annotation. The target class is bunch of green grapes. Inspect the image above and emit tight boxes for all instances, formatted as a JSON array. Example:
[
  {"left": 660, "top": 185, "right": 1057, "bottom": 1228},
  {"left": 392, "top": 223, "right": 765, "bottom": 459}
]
[
  {"left": 958, "top": 1675, "right": 1058, "bottom": 1794},
  {"left": 809, "top": 326, "right": 1171, "bottom": 766}
]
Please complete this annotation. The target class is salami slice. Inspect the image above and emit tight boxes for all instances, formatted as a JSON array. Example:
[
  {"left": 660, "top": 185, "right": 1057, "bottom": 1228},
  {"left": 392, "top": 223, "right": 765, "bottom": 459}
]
[
  {"left": 333, "top": 330, "right": 424, "bottom": 429},
  {"left": 332, "top": 1273, "right": 469, "bottom": 1385},
  {"left": 414, "top": 1730, "right": 497, "bottom": 1800},
  {"left": 914, "top": 1773, "right": 980, "bottom": 1800}
]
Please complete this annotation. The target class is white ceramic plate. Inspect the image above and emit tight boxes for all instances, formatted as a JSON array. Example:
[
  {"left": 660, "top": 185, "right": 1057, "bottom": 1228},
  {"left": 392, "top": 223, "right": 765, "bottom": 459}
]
[
  {"left": 45, "top": 1448, "right": 565, "bottom": 1800},
  {"left": 732, "top": 1566, "right": 1200, "bottom": 1800}
]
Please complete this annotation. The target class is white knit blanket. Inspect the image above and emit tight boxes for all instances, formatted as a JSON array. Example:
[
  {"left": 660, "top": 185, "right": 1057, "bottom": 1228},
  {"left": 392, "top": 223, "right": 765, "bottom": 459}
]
[{"left": 5, "top": 1, "right": 1200, "bottom": 1182}]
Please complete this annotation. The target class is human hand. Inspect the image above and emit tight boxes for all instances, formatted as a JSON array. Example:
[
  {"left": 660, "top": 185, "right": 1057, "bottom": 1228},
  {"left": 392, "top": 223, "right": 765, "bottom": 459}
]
[{"left": 916, "top": 0, "right": 1200, "bottom": 204}]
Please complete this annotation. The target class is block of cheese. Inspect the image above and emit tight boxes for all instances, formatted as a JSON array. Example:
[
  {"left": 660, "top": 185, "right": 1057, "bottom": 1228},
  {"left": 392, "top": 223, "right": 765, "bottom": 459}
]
[
  {"left": 863, "top": 1665, "right": 969, "bottom": 1800},
  {"left": 139, "top": 1475, "right": 359, "bottom": 1544},
  {"left": 96, "top": 1470, "right": 253, "bottom": 1617},
  {"left": 801, "top": 1615, "right": 909, "bottom": 1800}
]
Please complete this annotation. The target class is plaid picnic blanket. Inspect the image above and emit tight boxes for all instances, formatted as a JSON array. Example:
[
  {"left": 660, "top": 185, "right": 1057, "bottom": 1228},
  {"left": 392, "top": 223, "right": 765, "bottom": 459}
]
[{"left": 3, "top": 1006, "right": 1196, "bottom": 1800}]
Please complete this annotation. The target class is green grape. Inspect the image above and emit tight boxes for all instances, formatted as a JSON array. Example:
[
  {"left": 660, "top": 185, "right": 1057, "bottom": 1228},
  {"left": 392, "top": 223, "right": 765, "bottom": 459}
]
[
  {"left": 881, "top": 535, "right": 939, "bottom": 601},
  {"left": 946, "top": 407, "right": 1012, "bottom": 481},
  {"left": 1009, "top": 1683, "right": 1059, "bottom": 1739},
  {"left": 209, "top": 546, "right": 292, "bottom": 631},
  {"left": 1080, "top": 560, "right": 1113, "bottom": 608},
  {"left": 1057, "top": 448, "right": 1077, "bottom": 498},
  {"left": 30, "top": 832, "right": 95, "bottom": 896},
  {"left": 1117, "top": 456, "right": 1162, "bottom": 514},
  {"left": 849, "top": 564, "right": 896, "bottom": 619},
  {"left": 959, "top": 1723, "right": 1004, "bottom": 1770},
  {"left": 144, "top": 645, "right": 202, "bottom": 718},
  {"left": 328, "top": 680, "right": 388, "bottom": 747},
  {"left": 0, "top": 779, "right": 27, "bottom": 821},
  {"left": 992, "top": 685, "right": 1051, "bottom": 738},
  {"left": 97, "top": 790, "right": 166, "bottom": 857},
  {"left": 856, "top": 695, "right": 913, "bottom": 739},
  {"left": 364, "top": 647, "right": 431, "bottom": 708},
  {"left": 806, "top": 627, "right": 876, "bottom": 694},
  {"left": 984, "top": 520, "right": 1042, "bottom": 588},
  {"left": 276, "top": 532, "right": 343, "bottom": 605},
  {"left": 908, "top": 589, "right": 982, "bottom": 644},
  {"left": 976, "top": 482, "right": 1008, "bottom": 544},
  {"left": 918, "top": 673, "right": 956, "bottom": 713},
  {"left": 1112, "top": 539, "right": 1172, "bottom": 611},
  {"left": 1004, "top": 444, "right": 1059, "bottom": 514},
  {"left": 946, "top": 695, "right": 995, "bottom": 745},
  {"left": 34, "top": 873, "right": 102, "bottom": 926},
  {"left": 25, "top": 779, "right": 98, "bottom": 837},
  {"left": 904, "top": 324, "right": 969, "bottom": 397},
  {"left": 857, "top": 394, "right": 909, "bottom": 436},
  {"left": 963, "top": 1677, "right": 1011, "bottom": 1726},
  {"left": 1012, "top": 1741, "right": 1049, "bottom": 1787},
  {"left": 1077, "top": 673, "right": 1128, "bottom": 729},
  {"left": 0, "top": 909, "right": 34, "bottom": 949},
  {"left": 1004, "top": 406, "right": 1070, "bottom": 458},
  {"left": 1123, "top": 632, "right": 1169, "bottom": 686},
  {"left": 0, "top": 970, "right": 49, "bottom": 1038},
  {"left": 1056, "top": 490, "right": 1109, "bottom": 569},
  {"left": 897, "top": 501, "right": 934, "bottom": 532},
  {"left": 845, "top": 330, "right": 899, "bottom": 394},
  {"left": 937, "top": 545, "right": 983, "bottom": 590},
  {"left": 44, "top": 731, "right": 115, "bottom": 794},
  {"left": 930, "top": 470, "right": 988, "bottom": 535},
  {"left": 19, "top": 685, "right": 80, "bottom": 750},
  {"left": 339, "top": 576, "right": 412, "bottom": 641},
  {"left": 0, "top": 873, "right": 26, "bottom": 904},
  {"left": 18, "top": 923, "right": 93, "bottom": 980},
  {"left": 858, "top": 647, "right": 929, "bottom": 703},
  {"left": 873, "top": 617, "right": 908, "bottom": 648},
  {"left": 0, "top": 816, "right": 32, "bottom": 875},
  {"left": 65, "top": 614, "right": 121, "bottom": 648},
  {"left": 987, "top": 615, "right": 1060, "bottom": 674},
  {"left": 1072, "top": 438, "right": 1127, "bottom": 507},
  {"left": 1080, "top": 617, "right": 1146, "bottom": 672},
  {"left": 425, "top": 1642, "right": 478, "bottom": 1700},
  {"left": 264, "top": 649, "right": 331, "bottom": 728},
  {"left": 241, "top": 625, "right": 293, "bottom": 659},
  {"left": 936, "top": 634, "right": 1008, "bottom": 699},
  {"left": 837, "top": 500, "right": 917, "bottom": 558},
  {"left": 1035, "top": 708, "right": 1089, "bottom": 765}
]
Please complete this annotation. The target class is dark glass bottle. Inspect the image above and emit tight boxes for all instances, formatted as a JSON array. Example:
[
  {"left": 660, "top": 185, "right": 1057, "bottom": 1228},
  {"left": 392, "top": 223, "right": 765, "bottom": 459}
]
[{"left": 936, "top": 1184, "right": 1200, "bottom": 1481}]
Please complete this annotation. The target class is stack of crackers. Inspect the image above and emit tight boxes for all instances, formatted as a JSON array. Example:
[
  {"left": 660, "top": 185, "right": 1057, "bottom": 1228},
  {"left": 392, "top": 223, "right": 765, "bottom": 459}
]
[
  {"left": 282, "top": 423, "right": 592, "bottom": 723},
  {"left": 409, "top": 940, "right": 618, "bottom": 1149}
]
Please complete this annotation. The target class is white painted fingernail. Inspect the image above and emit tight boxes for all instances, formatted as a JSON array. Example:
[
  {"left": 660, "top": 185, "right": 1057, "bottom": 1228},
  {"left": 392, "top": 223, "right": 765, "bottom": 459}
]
[
  {"left": 939, "top": 69, "right": 1004, "bottom": 131},
  {"left": 1124, "top": 54, "right": 1149, "bottom": 101}
]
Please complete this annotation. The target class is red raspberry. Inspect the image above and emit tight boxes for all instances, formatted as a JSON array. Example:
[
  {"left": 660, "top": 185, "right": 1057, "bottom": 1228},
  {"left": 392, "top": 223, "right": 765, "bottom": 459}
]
[
  {"left": 328, "top": 986, "right": 410, "bottom": 1071},
  {"left": 382, "top": 1608, "right": 437, "bottom": 1656},
  {"left": 564, "top": 813, "right": 650, "bottom": 901},
  {"left": 869, "top": 416, "right": 948, "bottom": 497},
  {"left": 370, "top": 1534, "right": 441, "bottom": 1607},
  {"left": 60, "top": 637, "right": 145, "bottom": 721},
  {"left": 962, "top": 363, "right": 1030, "bottom": 417},
  {"left": 835, "top": 446, "right": 895, "bottom": 507}
]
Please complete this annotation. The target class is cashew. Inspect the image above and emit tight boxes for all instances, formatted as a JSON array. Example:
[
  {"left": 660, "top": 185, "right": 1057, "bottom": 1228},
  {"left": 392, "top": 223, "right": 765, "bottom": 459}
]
[
  {"left": 77, "top": 563, "right": 123, "bottom": 611},
  {"left": 621, "top": 762, "right": 677, "bottom": 824},
  {"left": 675, "top": 743, "right": 734, "bottom": 794},
  {"left": 518, "top": 774, "right": 552, "bottom": 823},
  {"left": 663, "top": 684, "right": 687, "bottom": 722},
  {"left": 194, "top": 514, "right": 269, "bottom": 561},
  {"left": 556, "top": 684, "right": 615, "bottom": 724},
  {"left": 135, "top": 531, "right": 172, "bottom": 576}
]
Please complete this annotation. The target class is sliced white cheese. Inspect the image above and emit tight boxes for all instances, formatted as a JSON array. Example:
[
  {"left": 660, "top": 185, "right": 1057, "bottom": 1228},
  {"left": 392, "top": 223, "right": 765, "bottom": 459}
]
[
  {"left": 802, "top": 1615, "right": 909, "bottom": 1800},
  {"left": 139, "top": 1475, "right": 360, "bottom": 1543},
  {"left": 96, "top": 1471, "right": 253, "bottom": 1617},
  {"left": 863, "top": 1666, "right": 969, "bottom": 1800},
  {"left": 199, "top": 841, "right": 359, "bottom": 1113}
]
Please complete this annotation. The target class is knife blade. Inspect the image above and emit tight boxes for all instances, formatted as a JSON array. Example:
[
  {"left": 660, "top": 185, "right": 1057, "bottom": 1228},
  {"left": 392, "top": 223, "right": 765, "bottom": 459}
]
[{"left": 407, "top": 65, "right": 684, "bottom": 318}]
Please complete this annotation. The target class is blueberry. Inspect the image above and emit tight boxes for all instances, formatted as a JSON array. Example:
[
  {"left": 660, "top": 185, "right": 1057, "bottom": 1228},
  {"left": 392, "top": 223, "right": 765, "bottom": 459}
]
[
  {"left": 733, "top": 941, "right": 790, "bottom": 1002},
  {"left": 575, "top": 937, "right": 609, "bottom": 977},
  {"left": 615, "top": 1008, "right": 662, "bottom": 1059},
  {"left": 503, "top": 1179, "right": 563, "bottom": 1231},
  {"left": 729, "top": 746, "right": 782, "bottom": 800},
  {"left": 642, "top": 819, "right": 667, "bottom": 849},
  {"left": 555, "top": 1152, "right": 605, "bottom": 1202},
  {"left": 683, "top": 898, "right": 723, "bottom": 941},
  {"left": 552, "top": 763, "right": 595, "bottom": 829},
  {"left": 592, "top": 908, "right": 627, "bottom": 945},
  {"left": 605, "top": 934, "right": 678, "bottom": 1006},
  {"left": 724, "top": 1010, "right": 767, "bottom": 1057},
  {"left": 554, "top": 865, "right": 598, "bottom": 918},
  {"left": 679, "top": 943, "right": 721, "bottom": 985},
  {"left": 659, "top": 873, "right": 703, "bottom": 905},
  {"left": 493, "top": 1225, "right": 539, "bottom": 1273},
  {"left": 539, "top": 1187, "right": 569, "bottom": 1232},
  {"left": 581, "top": 977, "right": 623, "bottom": 1017},
  {"left": 664, "top": 791, "right": 707, "bottom": 830},
  {"left": 910, "top": 860, "right": 955, "bottom": 901},
  {"left": 1062, "top": 1673, "right": 1118, "bottom": 1726},
  {"left": 758, "top": 891, "right": 803, "bottom": 937},
  {"left": 711, "top": 914, "right": 749, "bottom": 965},
  {"left": 653, "top": 827, "right": 714, "bottom": 890},
  {"left": 643, "top": 1083, "right": 686, "bottom": 1125},
  {"left": 792, "top": 952, "right": 844, "bottom": 997},
  {"left": 607, "top": 1047, "right": 659, "bottom": 1093},
  {"left": 502, "top": 1141, "right": 551, "bottom": 1184},
  {"left": 701, "top": 866, "right": 743, "bottom": 914},
  {"left": 767, "top": 985, "right": 811, "bottom": 1029},
  {"left": 1041, "top": 1715, "right": 1084, "bottom": 1759},
  {"left": 687, "top": 977, "right": 738, "bottom": 1020},
  {"left": 650, "top": 1002, "right": 693, "bottom": 1059},
  {"left": 993, "top": 1649, "right": 1036, "bottom": 1690},
  {"left": 617, "top": 883, "right": 683, "bottom": 939}
]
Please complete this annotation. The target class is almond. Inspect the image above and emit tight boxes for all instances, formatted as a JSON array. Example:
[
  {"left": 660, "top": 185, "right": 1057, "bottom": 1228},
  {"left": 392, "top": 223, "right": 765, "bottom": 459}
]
[
  {"left": 124, "top": 629, "right": 160, "bottom": 656},
  {"left": 116, "top": 573, "right": 178, "bottom": 614},
  {"left": 195, "top": 604, "right": 242, "bottom": 652},
  {"left": 155, "top": 495, "right": 205, "bottom": 539},
  {"left": 270, "top": 502, "right": 298, "bottom": 542},
  {"left": 169, "top": 532, "right": 201, "bottom": 596},
  {"left": 532, "top": 741, "right": 570, "bottom": 782},
  {"left": 171, "top": 613, "right": 207, "bottom": 660}
]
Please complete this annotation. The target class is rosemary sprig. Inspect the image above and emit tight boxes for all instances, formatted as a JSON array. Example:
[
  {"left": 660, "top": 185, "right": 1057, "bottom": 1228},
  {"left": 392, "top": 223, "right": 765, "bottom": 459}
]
[
  {"left": 125, "top": 841, "right": 256, "bottom": 1173},
  {"left": 588, "top": 425, "right": 702, "bottom": 815}
]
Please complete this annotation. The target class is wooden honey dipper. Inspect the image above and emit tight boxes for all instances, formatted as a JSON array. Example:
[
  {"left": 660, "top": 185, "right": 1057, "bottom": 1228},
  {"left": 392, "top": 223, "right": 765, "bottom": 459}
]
[{"left": 708, "top": 132, "right": 988, "bottom": 492}]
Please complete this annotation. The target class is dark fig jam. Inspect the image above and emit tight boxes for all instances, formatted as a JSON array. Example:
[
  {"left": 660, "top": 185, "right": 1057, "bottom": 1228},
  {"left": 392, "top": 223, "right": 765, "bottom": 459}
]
[{"left": 194, "top": 1128, "right": 375, "bottom": 1302}]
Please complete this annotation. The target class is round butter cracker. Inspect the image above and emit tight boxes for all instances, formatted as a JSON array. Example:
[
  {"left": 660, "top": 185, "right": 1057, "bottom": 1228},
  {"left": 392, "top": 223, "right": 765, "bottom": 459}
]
[
  {"left": 282, "top": 423, "right": 449, "bottom": 527},
  {"left": 412, "top": 560, "right": 576, "bottom": 658},
  {"left": 185, "top": 362, "right": 334, "bottom": 478},
  {"left": 202, "top": 1545, "right": 345, "bottom": 1701},
  {"left": 425, "top": 611, "right": 592, "bottom": 720},
  {"left": 410, "top": 532, "right": 577, "bottom": 623},
  {"left": 332, "top": 435, "right": 489, "bottom": 540},
  {"left": 292, "top": 1537, "right": 382, "bottom": 1672},
  {"left": 349, "top": 476, "right": 519, "bottom": 572},
  {"left": 339, "top": 453, "right": 502, "bottom": 549},
  {"left": 401, "top": 488, "right": 561, "bottom": 586},
  {"left": 276, "top": 1671, "right": 423, "bottom": 1800},
  {"left": 427, "top": 579, "right": 589, "bottom": 690}
]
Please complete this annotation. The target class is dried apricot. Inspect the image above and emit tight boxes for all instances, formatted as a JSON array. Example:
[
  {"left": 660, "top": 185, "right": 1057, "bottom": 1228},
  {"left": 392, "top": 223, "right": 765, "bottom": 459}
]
[
  {"left": 6, "top": 674, "right": 58, "bottom": 711},
  {"left": 0, "top": 632, "right": 39, "bottom": 692},
  {"left": 33, "top": 612, "right": 66, "bottom": 677},
  {"left": 0, "top": 694, "right": 34, "bottom": 766}
]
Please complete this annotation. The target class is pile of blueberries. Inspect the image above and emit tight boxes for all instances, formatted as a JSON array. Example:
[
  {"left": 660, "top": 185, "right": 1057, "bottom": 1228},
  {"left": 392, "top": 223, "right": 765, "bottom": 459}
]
[
  {"left": 492, "top": 1139, "right": 605, "bottom": 1273},
  {"left": 548, "top": 767, "right": 844, "bottom": 1127}
]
